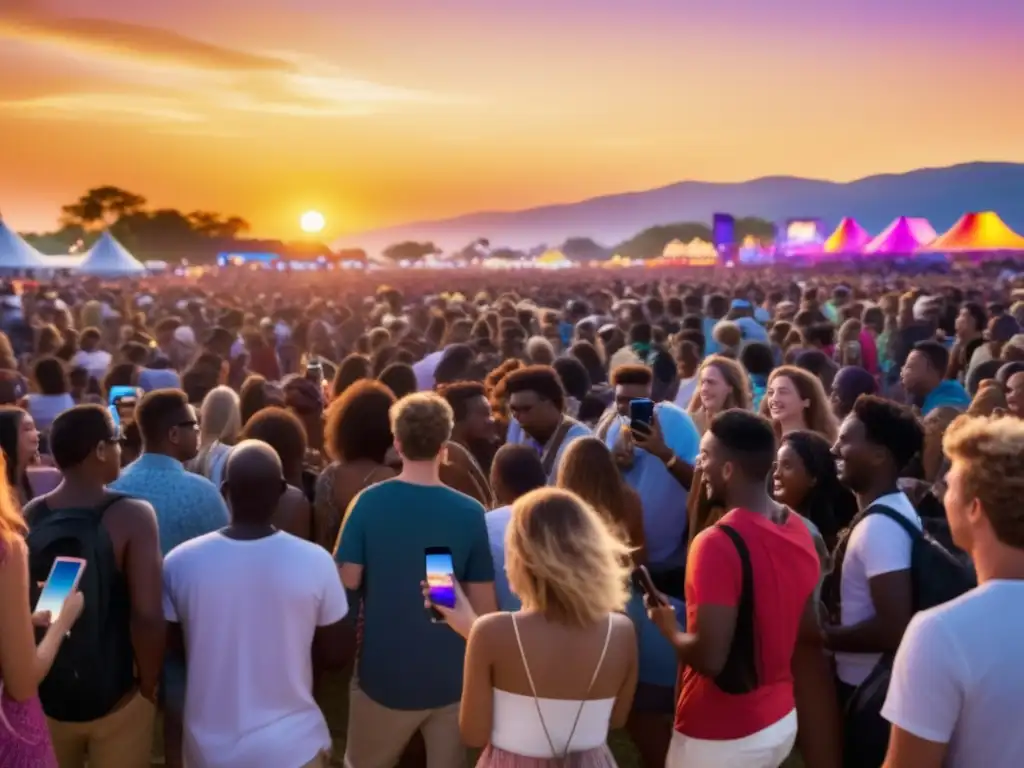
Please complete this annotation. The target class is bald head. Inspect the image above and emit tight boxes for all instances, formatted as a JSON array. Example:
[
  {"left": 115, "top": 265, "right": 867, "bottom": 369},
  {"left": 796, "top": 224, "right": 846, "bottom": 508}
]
[{"left": 223, "top": 439, "right": 286, "bottom": 522}]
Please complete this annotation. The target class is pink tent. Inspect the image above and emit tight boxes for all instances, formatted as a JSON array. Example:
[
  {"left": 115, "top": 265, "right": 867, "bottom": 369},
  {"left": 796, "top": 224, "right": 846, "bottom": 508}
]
[
  {"left": 865, "top": 217, "right": 937, "bottom": 255},
  {"left": 823, "top": 217, "right": 871, "bottom": 254}
]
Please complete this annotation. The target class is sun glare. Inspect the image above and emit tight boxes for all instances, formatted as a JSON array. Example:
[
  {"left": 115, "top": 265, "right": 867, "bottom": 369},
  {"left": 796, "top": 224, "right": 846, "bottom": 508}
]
[{"left": 300, "top": 210, "right": 326, "bottom": 234}]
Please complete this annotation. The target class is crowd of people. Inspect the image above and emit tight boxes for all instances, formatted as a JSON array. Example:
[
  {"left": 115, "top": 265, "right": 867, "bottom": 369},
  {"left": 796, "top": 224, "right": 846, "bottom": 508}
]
[{"left": 0, "top": 262, "right": 1022, "bottom": 768}]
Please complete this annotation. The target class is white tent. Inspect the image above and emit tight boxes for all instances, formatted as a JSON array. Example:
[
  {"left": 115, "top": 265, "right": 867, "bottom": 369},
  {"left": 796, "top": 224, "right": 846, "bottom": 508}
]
[
  {"left": 0, "top": 220, "right": 49, "bottom": 270},
  {"left": 77, "top": 232, "right": 147, "bottom": 277}
]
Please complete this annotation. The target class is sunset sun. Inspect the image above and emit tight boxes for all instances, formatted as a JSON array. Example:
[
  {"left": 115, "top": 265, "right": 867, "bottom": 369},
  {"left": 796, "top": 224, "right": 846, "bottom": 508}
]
[{"left": 300, "top": 210, "right": 325, "bottom": 234}]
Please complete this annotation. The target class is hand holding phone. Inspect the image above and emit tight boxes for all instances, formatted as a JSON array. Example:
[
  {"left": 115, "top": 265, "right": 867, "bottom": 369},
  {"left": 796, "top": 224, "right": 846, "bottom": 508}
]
[
  {"left": 425, "top": 547, "right": 456, "bottom": 621},
  {"left": 35, "top": 557, "right": 87, "bottom": 632},
  {"left": 632, "top": 565, "right": 666, "bottom": 607},
  {"left": 629, "top": 398, "right": 655, "bottom": 435}
]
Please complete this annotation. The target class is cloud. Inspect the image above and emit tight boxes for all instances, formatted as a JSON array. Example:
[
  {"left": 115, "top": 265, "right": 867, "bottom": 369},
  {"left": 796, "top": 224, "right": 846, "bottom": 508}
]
[
  {"left": 0, "top": 92, "right": 206, "bottom": 124},
  {"left": 0, "top": 7, "right": 458, "bottom": 125},
  {"left": 0, "top": 8, "right": 294, "bottom": 72}
]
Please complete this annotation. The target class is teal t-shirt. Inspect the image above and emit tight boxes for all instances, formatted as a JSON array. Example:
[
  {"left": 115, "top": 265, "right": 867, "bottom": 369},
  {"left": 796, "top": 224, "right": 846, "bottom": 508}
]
[{"left": 335, "top": 479, "right": 493, "bottom": 710}]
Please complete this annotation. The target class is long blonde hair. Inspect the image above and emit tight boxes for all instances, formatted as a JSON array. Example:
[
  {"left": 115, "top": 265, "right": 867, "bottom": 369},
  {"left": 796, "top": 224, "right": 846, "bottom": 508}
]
[
  {"left": 506, "top": 488, "right": 630, "bottom": 627},
  {"left": 194, "top": 386, "right": 242, "bottom": 472},
  {"left": 759, "top": 365, "right": 838, "bottom": 442}
]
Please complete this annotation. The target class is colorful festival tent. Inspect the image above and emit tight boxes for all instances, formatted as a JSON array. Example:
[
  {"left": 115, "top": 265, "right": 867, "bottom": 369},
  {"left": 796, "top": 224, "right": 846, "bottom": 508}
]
[
  {"left": 921, "top": 211, "right": 1024, "bottom": 253},
  {"left": 0, "top": 220, "right": 48, "bottom": 270},
  {"left": 534, "top": 249, "right": 571, "bottom": 267},
  {"left": 657, "top": 238, "right": 717, "bottom": 266},
  {"left": 865, "top": 217, "right": 937, "bottom": 255},
  {"left": 76, "top": 231, "right": 147, "bottom": 276},
  {"left": 823, "top": 218, "right": 871, "bottom": 254}
]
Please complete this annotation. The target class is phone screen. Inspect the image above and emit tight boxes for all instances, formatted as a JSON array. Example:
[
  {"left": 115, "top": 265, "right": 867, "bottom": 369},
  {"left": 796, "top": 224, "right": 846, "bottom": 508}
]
[
  {"left": 629, "top": 398, "right": 655, "bottom": 433},
  {"left": 108, "top": 386, "right": 140, "bottom": 432},
  {"left": 425, "top": 547, "right": 456, "bottom": 618},
  {"left": 36, "top": 557, "right": 86, "bottom": 621}
]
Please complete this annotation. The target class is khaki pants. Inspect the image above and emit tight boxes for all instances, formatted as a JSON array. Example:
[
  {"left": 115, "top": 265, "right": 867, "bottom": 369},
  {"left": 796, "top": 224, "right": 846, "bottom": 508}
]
[
  {"left": 344, "top": 682, "right": 465, "bottom": 768},
  {"left": 47, "top": 692, "right": 156, "bottom": 768}
]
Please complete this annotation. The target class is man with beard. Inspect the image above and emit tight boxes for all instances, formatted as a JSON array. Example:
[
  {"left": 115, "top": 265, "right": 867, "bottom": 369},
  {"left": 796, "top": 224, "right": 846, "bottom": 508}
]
[{"left": 648, "top": 410, "right": 819, "bottom": 767}]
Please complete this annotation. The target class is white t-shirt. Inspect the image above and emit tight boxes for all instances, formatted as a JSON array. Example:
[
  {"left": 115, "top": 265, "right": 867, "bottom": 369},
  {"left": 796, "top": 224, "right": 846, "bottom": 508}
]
[
  {"left": 163, "top": 531, "right": 348, "bottom": 768},
  {"left": 835, "top": 491, "right": 922, "bottom": 686},
  {"left": 412, "top": 349, "right": 445, "bottom": 391},
  {"left": 71, "top": 349, "right": 112, "bottom": 381},
  {"left": 882, "top": 581, "right": 1024, "bottom": 767},
  {"left": 673, "top": 375, "right": 698, "bottom": 410}
]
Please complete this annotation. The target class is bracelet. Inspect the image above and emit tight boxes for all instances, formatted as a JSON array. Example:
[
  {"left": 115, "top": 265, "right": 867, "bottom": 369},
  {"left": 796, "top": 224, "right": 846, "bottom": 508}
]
[{"left": 665, "top": 454, "right": 678, "bottom": 469}]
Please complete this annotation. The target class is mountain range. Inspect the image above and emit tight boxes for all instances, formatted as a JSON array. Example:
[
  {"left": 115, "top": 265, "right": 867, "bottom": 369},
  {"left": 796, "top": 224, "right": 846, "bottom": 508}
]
[{"left": 334, "top": 162, "right": 1024, "bottom": 255}]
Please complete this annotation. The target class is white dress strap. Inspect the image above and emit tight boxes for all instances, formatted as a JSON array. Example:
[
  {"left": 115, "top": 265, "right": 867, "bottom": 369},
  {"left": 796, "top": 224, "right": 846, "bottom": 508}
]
[{"left": 510, "top": 613, "right": 614, "bottom": 760}]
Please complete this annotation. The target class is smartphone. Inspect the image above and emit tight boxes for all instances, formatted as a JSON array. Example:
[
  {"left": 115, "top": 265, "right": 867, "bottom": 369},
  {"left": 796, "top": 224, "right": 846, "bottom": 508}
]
[
  {"left": 35, "top": 557, "right": 86, "bottom": 622},
  {"left": 305, "top": 357, "right": 324, "bottom": 385},
  {"left": 632, "top": 565, "right": 666, "bottom": 606},
  {"left": 629, "top": 398, "right": 655, "bottom": 434},
  {"left": 425, "top": 546, "right": 456, "bottom": 623},
  {"left": 108, "top": 385, "right": 141, "bottom": 432}
]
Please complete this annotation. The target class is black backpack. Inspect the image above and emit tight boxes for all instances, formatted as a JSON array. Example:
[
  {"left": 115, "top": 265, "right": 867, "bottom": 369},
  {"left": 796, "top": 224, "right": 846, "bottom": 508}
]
[
  {"left": 835, "top": 504, "right": 975, "bottom": 768},
  {"left": 26, "top": 495, "right": 136, "bottom": 723},
  {"left": 864, "top": 505, "right": 975, "bottom": 612}
]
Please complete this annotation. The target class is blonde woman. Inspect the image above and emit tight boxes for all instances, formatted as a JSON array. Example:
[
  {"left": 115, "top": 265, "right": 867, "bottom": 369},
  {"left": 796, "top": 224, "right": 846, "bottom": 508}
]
[
  {"left": 428, "top": 488, "right": 638, "bottom": 766},
  {"left": 0, "top": 453, "right": 84, "bottom": 764},
  {"left": 190, "top": 386, "right": 241, "bottom": 488},
  {"left": 687, "top": 355, "right": 752, "bottom": 435},
  {"left": 760, "top": 365, "right": 838, "bottom": 442}
]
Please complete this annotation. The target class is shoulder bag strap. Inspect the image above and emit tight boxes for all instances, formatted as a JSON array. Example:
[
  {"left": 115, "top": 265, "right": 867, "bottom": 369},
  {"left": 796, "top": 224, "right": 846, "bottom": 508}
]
[
  {"left": 540, "top": 419, "right": 574, "bottom": 478},
  {"left": 715, "top": 524, "right": 758, "bottom": 690}
]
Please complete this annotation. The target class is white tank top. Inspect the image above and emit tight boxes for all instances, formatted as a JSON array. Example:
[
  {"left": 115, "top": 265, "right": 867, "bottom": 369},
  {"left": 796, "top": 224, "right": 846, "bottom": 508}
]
[{"left": 490, "top": 614, "right": 616, "bottom": 758}]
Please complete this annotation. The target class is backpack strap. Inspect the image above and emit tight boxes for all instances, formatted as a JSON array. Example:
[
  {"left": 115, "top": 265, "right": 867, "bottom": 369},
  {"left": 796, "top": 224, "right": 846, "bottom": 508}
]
[
  {"left": 540, "top": 419, "right": 574, "bottom": 478},
  {"left": 713, "top": 523, "right": 759, "bottom": 693},
  {"left": 824, "top": 501, "right": 906, "bottom": 619},
  {"left": 863, "top": 505, "right": 922, "bottom": 541}
]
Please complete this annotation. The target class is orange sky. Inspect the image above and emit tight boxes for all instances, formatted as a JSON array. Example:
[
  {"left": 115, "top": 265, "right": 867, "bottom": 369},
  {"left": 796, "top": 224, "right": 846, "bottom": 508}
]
[{"left": 2, "top": 1, "right": 1024, "bottom": 240}]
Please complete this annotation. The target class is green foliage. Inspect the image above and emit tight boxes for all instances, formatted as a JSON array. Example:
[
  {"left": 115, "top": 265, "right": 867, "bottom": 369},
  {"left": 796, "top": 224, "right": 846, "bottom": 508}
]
[
  {"left": 613, "top": 217, "right": 775, "bottom": 259},
  {"left": 383, "top": 240, "right": 440, "bottom": 262},
  {"left": 21, "top": 186, "right": 251, "bottom": 263},
  {"left": 560, "top": 236, "right": 610, "bottom": 261}
]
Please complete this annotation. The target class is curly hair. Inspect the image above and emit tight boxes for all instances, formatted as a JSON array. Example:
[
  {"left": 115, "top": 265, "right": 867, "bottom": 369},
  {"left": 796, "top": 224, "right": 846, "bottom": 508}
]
[
  {"left": 323, "top": 379, "right": 395, "bottom": 464},
  {"left": 943, "top": 415, "right": 1024, "bottom": 548}
]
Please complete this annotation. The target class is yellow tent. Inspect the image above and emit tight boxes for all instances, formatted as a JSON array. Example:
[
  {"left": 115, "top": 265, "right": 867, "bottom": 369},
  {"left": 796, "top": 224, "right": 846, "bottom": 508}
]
[
  {"left": 921, "top": 211, "right": 1024, "bottom": 252},
  {"left": 535, "top": 249, "right": 569, "bottom": 265}
]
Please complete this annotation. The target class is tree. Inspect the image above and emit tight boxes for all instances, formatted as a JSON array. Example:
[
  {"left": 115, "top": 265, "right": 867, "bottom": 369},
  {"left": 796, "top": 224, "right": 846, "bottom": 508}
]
[
  {"left": 560, "top": 237, "right": 610, "bottom": 261},
  {"left": 488, "top": 247, "right": 527, "bottom": 261},
  {"left": 734, "top": 217, "right": 776, "bottom": 241},
  {"left": 186, "top": 211, "right": 251, "bottom": 239},
  {"left": 452, "top": 237, "right": 490, "bottom": 261},
  {"left": 383, "top": 241, "right": 440, "bottom": 262},
  {"left": 614, "top": 217, "right": 776, "bottom": 259},
  {"left": 614, "top": 223, "right": 712, "bottom": 259},
  {"left": 60, "top": 186, "right": 147, "bottom": 230}
]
